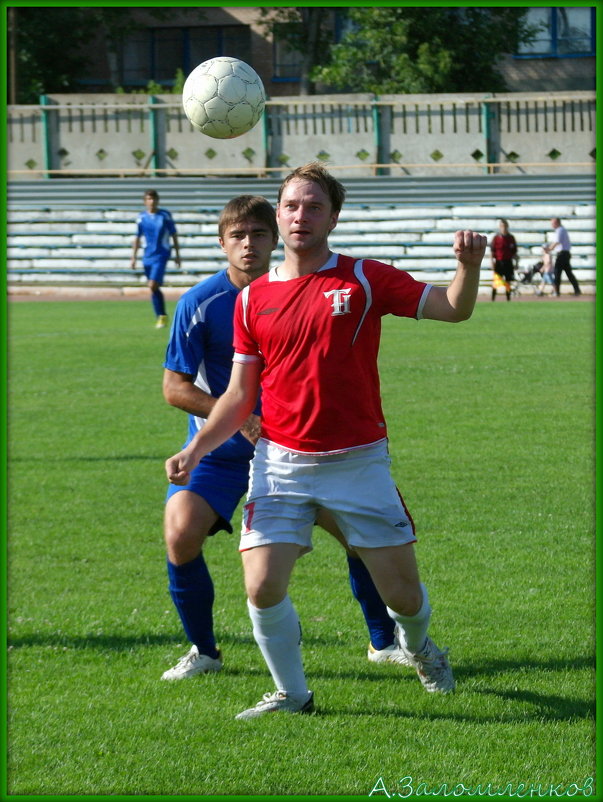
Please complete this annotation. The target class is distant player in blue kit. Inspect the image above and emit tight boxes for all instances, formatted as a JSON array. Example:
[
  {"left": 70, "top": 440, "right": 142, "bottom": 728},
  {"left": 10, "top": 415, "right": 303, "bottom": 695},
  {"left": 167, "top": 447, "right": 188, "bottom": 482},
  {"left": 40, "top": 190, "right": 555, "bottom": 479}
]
[
  {"left": 161, "top": 194, "right": 410, "bottom": 680},
  {"left": 131, "top": 189, "right": 181, "bottom": 328}
]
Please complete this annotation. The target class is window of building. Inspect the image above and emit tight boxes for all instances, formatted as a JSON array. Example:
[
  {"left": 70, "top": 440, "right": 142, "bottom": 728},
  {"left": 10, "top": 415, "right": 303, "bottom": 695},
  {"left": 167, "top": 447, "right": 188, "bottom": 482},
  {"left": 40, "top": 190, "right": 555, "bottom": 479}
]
[
  {"left": 187, "top": 26, "right": 252, "bottom": 72},
  {"left": 120, "top": 25, "right": 252, "bottom": 87},
  {"left": 516, "top": 7, "right": 595, "bottom": 58},
  {"left": 272, "top": 23, "right": 303, "bottom": 82},
  {"left": 271, "top": 12, "right": 346, "bottom": 83}
]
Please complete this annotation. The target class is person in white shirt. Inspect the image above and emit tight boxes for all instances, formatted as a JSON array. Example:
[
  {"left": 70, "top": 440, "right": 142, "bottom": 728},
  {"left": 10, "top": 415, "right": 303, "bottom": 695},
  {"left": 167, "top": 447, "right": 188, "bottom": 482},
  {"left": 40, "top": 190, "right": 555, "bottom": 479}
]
[{"left": 544, "top": 218, "right": 581, "bottom": 296}]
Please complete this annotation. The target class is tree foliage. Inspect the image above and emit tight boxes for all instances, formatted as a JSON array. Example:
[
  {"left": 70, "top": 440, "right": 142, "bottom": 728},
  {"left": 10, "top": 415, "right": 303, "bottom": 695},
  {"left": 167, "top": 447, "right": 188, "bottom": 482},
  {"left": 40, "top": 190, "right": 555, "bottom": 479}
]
[
  {"left": 11, "top": 8, "right": 171, "bottom": 103},
  {"left": 312, "top": 7, "right": 538, "bottom": 94}
]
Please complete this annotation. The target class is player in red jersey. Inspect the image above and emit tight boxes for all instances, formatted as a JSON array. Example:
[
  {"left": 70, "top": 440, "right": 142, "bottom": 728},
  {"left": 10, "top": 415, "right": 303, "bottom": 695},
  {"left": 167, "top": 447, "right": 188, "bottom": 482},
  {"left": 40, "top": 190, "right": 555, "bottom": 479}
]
[{"left": 166, "top": 163, "right": 487, "bottom": 719}]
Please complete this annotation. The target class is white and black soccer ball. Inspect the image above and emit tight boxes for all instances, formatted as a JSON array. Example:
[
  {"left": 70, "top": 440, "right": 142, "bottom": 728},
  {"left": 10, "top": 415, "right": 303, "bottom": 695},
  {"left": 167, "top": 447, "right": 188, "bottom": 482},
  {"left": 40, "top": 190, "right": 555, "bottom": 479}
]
[{"left": 182, "top": 57, "right": 266, "bottom": 139}]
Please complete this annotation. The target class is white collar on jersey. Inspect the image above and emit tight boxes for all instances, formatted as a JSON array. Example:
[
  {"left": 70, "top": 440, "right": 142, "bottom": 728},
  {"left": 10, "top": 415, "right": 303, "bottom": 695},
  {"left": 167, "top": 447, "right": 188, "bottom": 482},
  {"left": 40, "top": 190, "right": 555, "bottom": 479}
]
[{"left": 270, "top": 251, "right": 339, "bottom": 282}]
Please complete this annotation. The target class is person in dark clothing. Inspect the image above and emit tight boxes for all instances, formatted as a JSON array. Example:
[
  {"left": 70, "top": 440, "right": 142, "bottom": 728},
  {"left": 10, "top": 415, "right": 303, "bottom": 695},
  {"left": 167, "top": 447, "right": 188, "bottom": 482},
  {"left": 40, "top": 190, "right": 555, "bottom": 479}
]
[{"left": 489, "top": 219, "right": 517, "bottom": 302}]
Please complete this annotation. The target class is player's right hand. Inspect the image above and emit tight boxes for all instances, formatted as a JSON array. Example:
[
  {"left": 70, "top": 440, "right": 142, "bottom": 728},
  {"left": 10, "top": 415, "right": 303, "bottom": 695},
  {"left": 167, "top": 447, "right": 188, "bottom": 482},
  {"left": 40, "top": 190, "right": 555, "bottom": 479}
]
[
  {"left": 453, "top": 229, "right": 487, "bottom": 269},
  {"left": 165, "top": 450, "right": 197, "bottom": 485}
]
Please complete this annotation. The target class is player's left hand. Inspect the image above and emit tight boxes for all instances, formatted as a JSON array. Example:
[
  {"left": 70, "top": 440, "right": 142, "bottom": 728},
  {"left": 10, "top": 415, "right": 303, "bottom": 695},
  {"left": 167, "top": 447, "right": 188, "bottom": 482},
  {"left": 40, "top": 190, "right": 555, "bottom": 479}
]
[
  {"left": 453, "top": 230, "right": 487, "bottom": 269},
  {"left": 240, "top": 413, "right": 262, "bottom": 445}
]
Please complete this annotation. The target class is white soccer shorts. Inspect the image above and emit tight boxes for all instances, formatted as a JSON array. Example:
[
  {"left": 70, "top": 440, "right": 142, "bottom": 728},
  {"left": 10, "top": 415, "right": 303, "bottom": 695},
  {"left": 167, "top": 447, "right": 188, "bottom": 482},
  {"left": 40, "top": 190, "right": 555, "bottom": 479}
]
[{"left": 240, "top": 439, "right": 416, "bottom": 553}]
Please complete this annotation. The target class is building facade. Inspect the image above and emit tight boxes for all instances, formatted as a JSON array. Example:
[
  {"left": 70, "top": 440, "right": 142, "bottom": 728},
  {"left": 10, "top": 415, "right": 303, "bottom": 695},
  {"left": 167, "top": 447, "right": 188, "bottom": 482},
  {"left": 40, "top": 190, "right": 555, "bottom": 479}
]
[{"left": 74, "top": 7, "right": 595, "bottom": 97}]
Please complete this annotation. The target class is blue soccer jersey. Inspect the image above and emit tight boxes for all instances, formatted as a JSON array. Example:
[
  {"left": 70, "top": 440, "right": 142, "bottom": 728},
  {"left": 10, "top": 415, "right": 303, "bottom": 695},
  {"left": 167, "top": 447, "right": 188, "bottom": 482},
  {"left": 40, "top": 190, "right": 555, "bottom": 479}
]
[
  {"left": 136, "top": 208, "right": 177, "bottom": 267},
  {"left": 164, "top": 269, "right": 260, "bottom": 463}
]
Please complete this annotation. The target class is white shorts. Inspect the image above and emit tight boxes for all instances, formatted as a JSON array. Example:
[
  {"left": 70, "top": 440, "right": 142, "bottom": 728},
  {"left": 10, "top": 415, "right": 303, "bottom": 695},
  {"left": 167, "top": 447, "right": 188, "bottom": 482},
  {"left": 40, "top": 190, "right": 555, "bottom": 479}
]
[{"left": 240, "top": 439, "right": 416, "bottom": 553}]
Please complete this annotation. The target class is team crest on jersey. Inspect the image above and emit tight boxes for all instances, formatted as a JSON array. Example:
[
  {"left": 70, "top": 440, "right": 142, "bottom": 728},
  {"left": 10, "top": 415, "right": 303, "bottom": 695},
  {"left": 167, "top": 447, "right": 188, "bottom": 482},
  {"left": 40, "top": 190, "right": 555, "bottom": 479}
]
[{"left": 323, "top": 288, "right": 352, "bottom": 316}]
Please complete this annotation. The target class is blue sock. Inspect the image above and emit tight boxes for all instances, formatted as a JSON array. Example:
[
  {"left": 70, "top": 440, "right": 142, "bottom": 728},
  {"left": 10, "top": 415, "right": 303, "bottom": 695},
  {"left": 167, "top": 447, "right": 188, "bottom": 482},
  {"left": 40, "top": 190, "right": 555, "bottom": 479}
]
[
  {"left": 152, "top": 289, "right": 165, "bottom": 316},
  {"left": 167, "top": 554, "right": 219, "bottom": 659},
  {"left": 347, "top": 554, "right": 395, "bottom": 650}
]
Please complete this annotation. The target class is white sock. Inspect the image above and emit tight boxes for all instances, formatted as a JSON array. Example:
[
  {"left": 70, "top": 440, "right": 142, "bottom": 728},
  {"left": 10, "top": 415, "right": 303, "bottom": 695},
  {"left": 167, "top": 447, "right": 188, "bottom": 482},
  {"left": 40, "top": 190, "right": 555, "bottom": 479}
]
[
  {"left": 247, "top": 596, "right": 309, "bottom": 701},
  {"left": 387, "top": 582, "right": 432, "bottom": 654}
]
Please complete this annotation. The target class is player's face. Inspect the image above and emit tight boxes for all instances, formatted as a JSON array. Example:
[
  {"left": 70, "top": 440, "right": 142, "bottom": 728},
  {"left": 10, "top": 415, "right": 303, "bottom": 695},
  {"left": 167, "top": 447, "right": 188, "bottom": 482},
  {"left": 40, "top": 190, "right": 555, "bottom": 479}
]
[
  {"left": 277, "top": 179, "right": 339, "bottom": 253},
  {"left": 144, "top": 194, "right": 159, "bottom": 213},
  {"left": 219, "top": 218, "right": 277, "bottom": 288}
]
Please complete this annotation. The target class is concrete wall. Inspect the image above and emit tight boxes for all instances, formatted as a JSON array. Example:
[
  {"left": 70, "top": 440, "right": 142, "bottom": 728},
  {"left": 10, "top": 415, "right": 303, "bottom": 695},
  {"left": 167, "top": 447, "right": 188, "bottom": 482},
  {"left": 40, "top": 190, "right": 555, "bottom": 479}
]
[
  {"left": 7, "top": 107, "right": 45, "bottom": 176},
  {"left": 266, "top": 94, "right": 377, "bottom": 176},
  {"left": 488, "top": 92, "right": 596, "bottom": 175},
  {"left": 380, "top": 94, "right": 486, "bottom": 177}
]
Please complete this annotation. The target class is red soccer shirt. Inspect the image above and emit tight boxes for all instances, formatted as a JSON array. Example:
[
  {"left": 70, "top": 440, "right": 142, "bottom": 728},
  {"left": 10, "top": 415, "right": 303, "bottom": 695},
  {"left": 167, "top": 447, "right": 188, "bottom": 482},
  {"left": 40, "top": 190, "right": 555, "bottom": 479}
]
[
  {"left": 233, "top": 253, "right": 430, "bottom": 454},
  {"left": 490, "top": 233, "right": 517, "bottom": 261}
]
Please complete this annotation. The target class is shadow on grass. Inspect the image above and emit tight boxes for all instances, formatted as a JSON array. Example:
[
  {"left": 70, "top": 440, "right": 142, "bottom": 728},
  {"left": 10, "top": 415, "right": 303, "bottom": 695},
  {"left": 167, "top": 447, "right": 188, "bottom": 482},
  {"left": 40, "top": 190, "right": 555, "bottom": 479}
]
[
  {"left": 325, "top": 687, "right": 595, "bottom": 723},
  {"left": 7, "top": 631, "right": 255, "bottom": 650},
  {"left": 312, "top": 697, "right": 595, "bottom": 723},
  {"left": 9, "top": 454, "right": 165, "bottom": 462},
  {"left": 470, "top": 686, "right": 595, "bottom": 723},
  {"left": 8, "top": 632, "right": 594, "bottom": 722},
  {"left": 312, "top": 657, "right": 595, "bottom": 723},
  {"left": 9, "top": 631, "right": 595, "bottom": 673}
]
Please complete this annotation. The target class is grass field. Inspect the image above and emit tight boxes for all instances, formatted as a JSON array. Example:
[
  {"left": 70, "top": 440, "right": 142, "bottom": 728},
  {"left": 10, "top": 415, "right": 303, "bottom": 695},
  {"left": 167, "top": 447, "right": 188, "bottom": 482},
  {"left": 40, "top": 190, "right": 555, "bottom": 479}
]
[{"left": 6, "top": 298, "right": 595, "bottom": 797}]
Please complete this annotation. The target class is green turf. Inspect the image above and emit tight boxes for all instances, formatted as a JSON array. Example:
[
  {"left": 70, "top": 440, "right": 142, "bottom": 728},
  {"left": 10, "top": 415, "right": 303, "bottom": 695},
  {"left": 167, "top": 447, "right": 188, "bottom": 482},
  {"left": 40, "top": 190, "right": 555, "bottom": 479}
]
[{"left": 6, "top": 299, "right": 595, "bottom": 796}]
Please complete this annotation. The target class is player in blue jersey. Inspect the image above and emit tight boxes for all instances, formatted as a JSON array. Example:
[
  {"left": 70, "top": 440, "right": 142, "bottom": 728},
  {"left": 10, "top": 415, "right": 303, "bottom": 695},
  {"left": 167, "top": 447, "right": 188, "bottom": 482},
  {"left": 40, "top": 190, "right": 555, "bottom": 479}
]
[
  {"left": 131, "top": 189, "right": 181, "bottom": 328},
  {"left": 160, "top": 194, "right": 410, "bottom": 680}
]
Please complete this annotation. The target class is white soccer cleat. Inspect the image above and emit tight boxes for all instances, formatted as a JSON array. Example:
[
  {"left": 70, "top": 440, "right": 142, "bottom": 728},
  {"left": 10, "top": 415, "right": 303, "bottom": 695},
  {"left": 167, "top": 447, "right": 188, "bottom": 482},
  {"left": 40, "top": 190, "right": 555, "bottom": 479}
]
[
  {"left": 235, "top": 690, "right": 315, "bottom": 720},
  {"left": 367, "top": 641, "right": 413, "bottom": 667},
  {"left": 161, "top": 645, "right": 222, "bottom": 680},
  {"left": 401, "top": 636, "right": 456, "bottom": 693},
  {"left": 155, "top": 315, "right": 168, "bottom": 329}
]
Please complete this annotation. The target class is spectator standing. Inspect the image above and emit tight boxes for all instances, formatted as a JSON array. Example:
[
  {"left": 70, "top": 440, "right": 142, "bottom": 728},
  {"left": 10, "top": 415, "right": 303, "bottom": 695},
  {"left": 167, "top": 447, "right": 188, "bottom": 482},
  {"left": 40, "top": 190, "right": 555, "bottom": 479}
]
[
  {"left": 490, "top": 219, "right": 517, "bottom": 302},
  {"left": 544, "top": 218, "right": 581, "bottom": 296},
  {"left": 535, "top": 248, "right": 555, "bottom": 296}
]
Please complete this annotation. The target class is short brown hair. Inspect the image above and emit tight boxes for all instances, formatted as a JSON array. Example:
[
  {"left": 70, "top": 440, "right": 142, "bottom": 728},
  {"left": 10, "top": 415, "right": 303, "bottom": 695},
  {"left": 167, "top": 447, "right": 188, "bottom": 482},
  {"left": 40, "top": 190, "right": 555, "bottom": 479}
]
[
  {"left": 144, "top": 189, "right": 159, "bottom": 200},
  {"left": 277, "top": 162, "right": 346, "bottom": 214},
  {"left": 218, "top": 195, "right": 278, "bottom": 240}
]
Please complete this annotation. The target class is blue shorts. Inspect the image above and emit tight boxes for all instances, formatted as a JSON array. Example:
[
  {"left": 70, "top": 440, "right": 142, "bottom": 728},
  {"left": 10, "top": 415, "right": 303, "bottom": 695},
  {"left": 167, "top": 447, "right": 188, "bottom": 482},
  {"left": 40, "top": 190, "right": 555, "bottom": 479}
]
[
  {"left": 166, "top": 453, "right": 251, "bottom": 535},
  {"left": 144, "top": 259, "right": 168, "bottom": 284}
]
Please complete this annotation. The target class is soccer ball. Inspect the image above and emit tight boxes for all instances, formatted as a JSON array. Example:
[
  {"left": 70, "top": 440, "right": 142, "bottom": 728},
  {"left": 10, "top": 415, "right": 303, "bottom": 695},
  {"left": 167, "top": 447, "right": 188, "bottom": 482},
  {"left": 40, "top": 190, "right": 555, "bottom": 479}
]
[{"left": 182, "top": 57, "right": 266, "bottom": 139}]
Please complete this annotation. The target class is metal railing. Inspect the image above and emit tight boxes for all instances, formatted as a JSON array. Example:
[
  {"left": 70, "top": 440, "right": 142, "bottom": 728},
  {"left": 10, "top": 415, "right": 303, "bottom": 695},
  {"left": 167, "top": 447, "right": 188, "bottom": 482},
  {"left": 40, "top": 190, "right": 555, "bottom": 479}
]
[{"left": 7, "top": 92, "right": 596, "bottom": 179}]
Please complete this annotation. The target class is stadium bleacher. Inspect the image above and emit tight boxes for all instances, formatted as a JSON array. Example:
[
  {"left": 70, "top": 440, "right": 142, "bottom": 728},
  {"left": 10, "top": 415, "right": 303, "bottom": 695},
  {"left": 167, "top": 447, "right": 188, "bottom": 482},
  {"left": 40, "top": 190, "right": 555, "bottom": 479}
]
[{"left": 7, "top": 175, "right": 596, "bottom": 294}]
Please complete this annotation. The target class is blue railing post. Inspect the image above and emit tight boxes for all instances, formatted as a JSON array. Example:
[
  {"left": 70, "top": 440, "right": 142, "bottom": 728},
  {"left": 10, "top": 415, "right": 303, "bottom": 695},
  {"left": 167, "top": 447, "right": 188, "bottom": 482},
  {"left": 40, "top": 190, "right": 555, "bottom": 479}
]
[
  {"left": 481, "top": 95, "right": 495, "bottom": 175},
  {"left": 40, "top": 94, "right": 52, "bottom": 179},
  {"left": 262, "top": 97, "right": 270, "bottom": 174},
  {"left": 148, "top": 95, "right": 159, "bottom": 177},
  {"left": 372, "top": 97, "right": 384, "bottom": 176}
]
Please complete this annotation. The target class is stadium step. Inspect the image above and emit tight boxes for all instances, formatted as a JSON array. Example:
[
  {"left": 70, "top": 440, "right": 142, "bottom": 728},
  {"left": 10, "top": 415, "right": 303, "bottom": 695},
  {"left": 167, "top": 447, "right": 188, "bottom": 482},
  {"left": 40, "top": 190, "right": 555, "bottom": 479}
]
[{"left": 7, "top": 176, "right": 596, "bottom": 293}]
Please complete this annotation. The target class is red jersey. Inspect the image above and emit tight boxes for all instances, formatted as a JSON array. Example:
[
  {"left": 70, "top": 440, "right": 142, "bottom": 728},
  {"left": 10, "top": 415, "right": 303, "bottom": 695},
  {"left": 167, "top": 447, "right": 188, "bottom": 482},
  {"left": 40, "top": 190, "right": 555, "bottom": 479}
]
[
  {"left": 233, "top": 253, "right": 430, "bottom": 454},
  {"left": 490, "top": 233, "right": 517, "bottom": 262}
]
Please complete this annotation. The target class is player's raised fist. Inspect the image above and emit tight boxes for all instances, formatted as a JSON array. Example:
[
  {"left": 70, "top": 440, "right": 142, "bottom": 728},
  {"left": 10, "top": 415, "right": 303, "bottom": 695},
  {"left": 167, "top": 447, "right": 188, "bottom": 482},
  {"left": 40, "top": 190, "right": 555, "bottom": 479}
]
[{"left": 453, "top": 230, "right": 487, "bottom": 268}]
